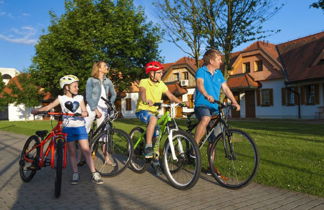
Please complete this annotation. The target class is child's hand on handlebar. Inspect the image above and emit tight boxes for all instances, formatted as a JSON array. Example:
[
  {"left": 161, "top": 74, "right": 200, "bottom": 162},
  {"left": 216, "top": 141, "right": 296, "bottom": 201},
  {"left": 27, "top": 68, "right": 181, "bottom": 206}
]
[{"left": 144, "top": 100, "right": 154, "bottom": 106}]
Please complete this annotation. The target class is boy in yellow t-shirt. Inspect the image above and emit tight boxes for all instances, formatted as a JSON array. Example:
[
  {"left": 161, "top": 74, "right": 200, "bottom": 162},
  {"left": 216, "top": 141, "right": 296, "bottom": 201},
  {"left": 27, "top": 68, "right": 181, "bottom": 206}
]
[{"left": 136, "top": 61, "right": 189, "bottom": 161}]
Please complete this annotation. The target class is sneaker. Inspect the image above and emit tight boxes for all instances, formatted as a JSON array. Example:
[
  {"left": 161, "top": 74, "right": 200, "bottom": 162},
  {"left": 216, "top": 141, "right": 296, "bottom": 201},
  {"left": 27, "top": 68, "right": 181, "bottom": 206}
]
[
  {"left": 71, "top": 172, "right": 79, "bottom": 185},
  {"left": 144, "top": 147, "right": 153, "bottom": 159},
  {"left": 206, "top": 167, "right": 229, "bottom": 181},
  {"left": 152, "top": 160, "right": 163, "bottom": 177},
  {"left": 91, "top": 172, "right": 104, "bottom": 185}
]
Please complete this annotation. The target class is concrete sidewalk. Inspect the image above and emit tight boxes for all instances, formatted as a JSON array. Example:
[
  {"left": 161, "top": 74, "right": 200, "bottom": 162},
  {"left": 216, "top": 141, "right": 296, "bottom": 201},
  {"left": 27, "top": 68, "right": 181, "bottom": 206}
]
[{"left": 0, "top": 131, "right": 323, "bottom": 210}]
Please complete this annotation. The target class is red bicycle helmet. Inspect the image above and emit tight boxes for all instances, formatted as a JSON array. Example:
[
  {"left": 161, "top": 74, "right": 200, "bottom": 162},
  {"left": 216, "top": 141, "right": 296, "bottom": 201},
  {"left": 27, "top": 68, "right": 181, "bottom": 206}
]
[{"left": 145, "top": 61, "right": 164, "bottom": 74}]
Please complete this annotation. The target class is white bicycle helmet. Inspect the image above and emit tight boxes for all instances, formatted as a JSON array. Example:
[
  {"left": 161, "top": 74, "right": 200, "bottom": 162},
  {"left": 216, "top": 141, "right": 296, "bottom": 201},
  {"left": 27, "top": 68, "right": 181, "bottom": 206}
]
[{"left": 59, "top": 75, "right": 79, "bottom": 89}]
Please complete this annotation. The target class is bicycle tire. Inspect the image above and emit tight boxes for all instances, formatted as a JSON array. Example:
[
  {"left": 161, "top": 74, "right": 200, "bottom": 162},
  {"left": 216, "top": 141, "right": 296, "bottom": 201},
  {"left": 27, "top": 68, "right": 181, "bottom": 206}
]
[
  {"left": 54, "top": 139, "right": 63, "bottom": 198},
  {"left": 129, "top": 127, "right": 147, "bottom": 173},
  {"left": 91, "top": 128, "right": 132, "bottom": 177},
  {"left": 19, "top": 135, "right": 40, "bottom": 182},
  {"left": 209, "top": 128, "right": 259, "bottom": 189},
  {"left": 163, "top": 130, "right": 201, "bottom": 190}
]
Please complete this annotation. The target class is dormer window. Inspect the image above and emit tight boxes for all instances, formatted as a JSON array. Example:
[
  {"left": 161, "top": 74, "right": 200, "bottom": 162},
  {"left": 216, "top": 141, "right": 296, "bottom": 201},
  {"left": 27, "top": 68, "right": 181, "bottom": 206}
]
[
  {"left": 254, "top": 60, "right": 263, "bottom": 72},
  {"left": 173, "top": 72, "right": 180, "bottom": 81},
  {"left": 243, "top": 62, "right": 250, "bottom": 73},
  {"left": 183, "top": 72, "right": 189, "bottom": 80}
]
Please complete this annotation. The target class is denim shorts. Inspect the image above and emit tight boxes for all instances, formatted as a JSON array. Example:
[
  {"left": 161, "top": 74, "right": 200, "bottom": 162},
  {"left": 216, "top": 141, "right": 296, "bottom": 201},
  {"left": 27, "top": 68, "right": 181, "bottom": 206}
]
[
  {"left": 194, "top": 106, "right": 220, "bottom": 143},
  {"left": 135, "top": 110, "right": 160, "bottom": 137},
  {"left": 194, "top": 106, "right": 219, "bottom": 120},
  {"left": 62, "top": 126, "right": 88, "bottom": 142}
]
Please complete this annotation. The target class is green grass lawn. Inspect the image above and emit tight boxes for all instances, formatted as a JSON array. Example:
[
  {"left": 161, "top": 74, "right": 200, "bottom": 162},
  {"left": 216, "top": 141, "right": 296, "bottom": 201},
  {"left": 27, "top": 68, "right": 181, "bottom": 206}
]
[{"left": 0, "top": 118, "right": 323, "bottom": 197}]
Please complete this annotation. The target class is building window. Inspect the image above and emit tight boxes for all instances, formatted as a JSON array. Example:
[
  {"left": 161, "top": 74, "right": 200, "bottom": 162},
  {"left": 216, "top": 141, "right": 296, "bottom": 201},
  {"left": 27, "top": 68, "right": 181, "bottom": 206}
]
[
  {"left": 259, "top": 89, "right": 273, "bottom": 106},
  {"left": 187, "top": 94, "right": 194, "bottom": 108},
  {"left": 2, "top": 74, "right": 12, "bottom": 80},
  {"left": 254, "top": 60, "right": 263, "bottom": 72},
  {"left": 243, "top": 62, "right": 250, "bottom": 73},
  {"left": 183, "top": 72, "right": 189, "bottom": 80},
  {"left": 174, "top": 72, "right": 180, "bottom": 81},
  {"left": 287, "top": 89, "right": 295, "bottom": 105},
  {"left": 305, "top": 85, "right": 315, "bottom": 105},
  {"left": 125, "top": 98, "right": 132, "bottom": 111}
]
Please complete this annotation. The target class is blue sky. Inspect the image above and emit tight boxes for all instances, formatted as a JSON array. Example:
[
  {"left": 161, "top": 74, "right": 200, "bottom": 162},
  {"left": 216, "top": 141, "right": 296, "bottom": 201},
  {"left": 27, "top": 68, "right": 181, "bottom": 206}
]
[{"left": 0, "top": 0, "right": 323, "bottom": 71}]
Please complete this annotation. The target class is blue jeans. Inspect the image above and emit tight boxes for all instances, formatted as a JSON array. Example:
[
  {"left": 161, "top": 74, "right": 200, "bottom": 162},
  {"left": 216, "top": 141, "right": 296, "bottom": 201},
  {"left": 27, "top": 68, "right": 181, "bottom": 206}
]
[
  {"left": 194, "top": 106, "right": 219, "bottom": 143},
  {"left": 135, "top": 110, "right": 160, "bottom": 137}
]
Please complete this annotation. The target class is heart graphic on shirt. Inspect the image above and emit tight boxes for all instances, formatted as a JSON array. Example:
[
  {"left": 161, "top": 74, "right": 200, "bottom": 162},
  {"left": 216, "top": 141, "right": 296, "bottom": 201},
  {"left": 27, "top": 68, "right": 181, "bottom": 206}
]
[{"left": 64, "top": 101, "right": 80, "bottom": 113}]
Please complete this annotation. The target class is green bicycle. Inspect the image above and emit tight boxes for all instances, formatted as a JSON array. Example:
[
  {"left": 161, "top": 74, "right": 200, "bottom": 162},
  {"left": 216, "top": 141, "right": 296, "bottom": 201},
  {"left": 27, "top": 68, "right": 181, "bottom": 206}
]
[{"left": 129, "top": 103, "right": 201, "bottom": 190}]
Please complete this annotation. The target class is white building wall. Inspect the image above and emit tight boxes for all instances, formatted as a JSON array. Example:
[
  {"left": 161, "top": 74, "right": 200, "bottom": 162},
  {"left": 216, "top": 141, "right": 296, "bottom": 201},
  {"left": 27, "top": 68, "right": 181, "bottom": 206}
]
[
  {"left": 8, "top": 104, "right": 42, "bottom": 121},
  {"left": 239, "top": 92, "right": 246, "bottom": 118},
  {"left": 121, "top": 92, "right": 139, "bottom": 118},
  {"left": 256, "top": 79, "right": 298, "bottom": 118},
  {"left": 256, "top": 80, "right": 323, "bottom": 119},
  {"left": 0, "top": 68, "right": 20, "bottom": 85},
  {"left": 182, "top": 88, "right": 195, "bottom": 114}
]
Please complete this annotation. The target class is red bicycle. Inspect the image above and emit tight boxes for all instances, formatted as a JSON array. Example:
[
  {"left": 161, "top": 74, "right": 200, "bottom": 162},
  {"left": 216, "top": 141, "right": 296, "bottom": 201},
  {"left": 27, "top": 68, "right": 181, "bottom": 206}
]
[{"left": 19, "top": 111, "right": 79, "bottom": 198}]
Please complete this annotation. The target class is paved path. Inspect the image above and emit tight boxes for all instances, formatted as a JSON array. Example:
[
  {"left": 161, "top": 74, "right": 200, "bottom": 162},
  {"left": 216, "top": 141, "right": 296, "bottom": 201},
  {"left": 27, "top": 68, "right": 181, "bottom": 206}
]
[{"left": 0, "top": 131, "right": 323, "bottom": 210}]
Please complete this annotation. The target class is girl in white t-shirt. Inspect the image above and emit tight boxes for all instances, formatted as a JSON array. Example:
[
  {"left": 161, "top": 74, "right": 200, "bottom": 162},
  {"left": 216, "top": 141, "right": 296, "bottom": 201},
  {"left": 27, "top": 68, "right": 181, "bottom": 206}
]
[{"left": 32, "top": 75, "right": 103, "bottom": 185}]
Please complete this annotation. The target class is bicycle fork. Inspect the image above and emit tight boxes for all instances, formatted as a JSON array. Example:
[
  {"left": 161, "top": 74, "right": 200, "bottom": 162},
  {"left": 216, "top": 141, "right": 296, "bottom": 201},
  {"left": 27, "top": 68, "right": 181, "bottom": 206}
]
[
  {"left": 221, "top": 128, "right": 236, "bottom": 160},
  {"left": 167, "top": 129, "right": 184, "bottom": 161}
]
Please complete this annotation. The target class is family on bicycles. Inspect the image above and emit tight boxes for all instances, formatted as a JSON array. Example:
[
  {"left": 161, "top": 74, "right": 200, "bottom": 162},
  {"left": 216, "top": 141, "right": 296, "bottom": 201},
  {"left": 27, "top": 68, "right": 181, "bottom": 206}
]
[{"left": 27, "top": 48, "right": 246, "bottom": 190}]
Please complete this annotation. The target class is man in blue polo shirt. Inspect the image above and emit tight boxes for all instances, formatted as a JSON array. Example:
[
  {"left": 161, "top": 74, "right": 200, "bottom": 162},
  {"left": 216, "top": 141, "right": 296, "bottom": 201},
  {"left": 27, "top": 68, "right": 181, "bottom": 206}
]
[{"left": 194, "top": 49, "right": 240, "bottom": 147}]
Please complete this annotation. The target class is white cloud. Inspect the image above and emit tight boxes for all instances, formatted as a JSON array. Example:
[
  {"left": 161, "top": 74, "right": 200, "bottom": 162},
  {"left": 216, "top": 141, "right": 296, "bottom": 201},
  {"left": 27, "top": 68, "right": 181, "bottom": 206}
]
[{"left": 0, "top": 26, "right": 37, "bottom": 45}]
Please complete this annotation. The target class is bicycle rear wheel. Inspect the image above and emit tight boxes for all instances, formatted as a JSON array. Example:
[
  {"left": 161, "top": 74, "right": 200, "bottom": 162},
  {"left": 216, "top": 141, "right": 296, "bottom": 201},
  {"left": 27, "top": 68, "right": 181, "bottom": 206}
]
[
  {"left": 54, "top": 139, "right": 64, "bottom": 198},
  {"left": 129, "top": 127, "right": 147, "bottom": 173},
  {"left": 209, "top": 129, "right": 259, "bottom": 189},
  {"left": 19, "top": 135, "right": 40, "bottom": 182},
  {"left": 163, "top": 130, "right": 201, "bottom": 190},
  {"left": 91, "top": 128, "right": 132, "bottom": 177}
]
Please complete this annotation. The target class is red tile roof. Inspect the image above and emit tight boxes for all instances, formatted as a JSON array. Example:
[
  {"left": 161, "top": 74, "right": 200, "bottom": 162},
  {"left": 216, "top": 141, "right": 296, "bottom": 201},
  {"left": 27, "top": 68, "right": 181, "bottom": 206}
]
[
  {"left": 227, "top": 74, "right": 261, "bottom": 89},
  {"left": 277, "top": 32, "right": 324, "bottom": 82}
]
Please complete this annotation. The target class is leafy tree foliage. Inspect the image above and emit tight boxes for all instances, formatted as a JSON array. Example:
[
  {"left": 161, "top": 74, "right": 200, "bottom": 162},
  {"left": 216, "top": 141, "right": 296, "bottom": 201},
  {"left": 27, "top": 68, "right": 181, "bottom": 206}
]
[
  {"left": 310, "top": 0, "right": 324, "bottom": 9},
  {"left": 30, "top": 0, "right": 162, "bottom": 97},
  {"left": 155, "top": 0, "right": 204, "bottom": 68},
  {"left": 3, "top": 74, "right": 44, "bottom": 119},
  {"left": 155, "top": 0, "right": 282, "bottom": 78}
]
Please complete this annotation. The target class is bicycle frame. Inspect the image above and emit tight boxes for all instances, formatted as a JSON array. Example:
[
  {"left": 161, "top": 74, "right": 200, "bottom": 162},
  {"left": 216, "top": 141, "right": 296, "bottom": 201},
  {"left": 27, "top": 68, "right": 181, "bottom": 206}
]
[
  {"left": 23, "top": 113, "right": 72, "bottom": 169},
  {"left": 186, "top": 103, "right": 233, "bottom": 158},
  {"left": 88, "top": 97, "right": 119, "bottom": 152},
  {"left": 133, "top": 103, "right": 183, "bottom": 161}
]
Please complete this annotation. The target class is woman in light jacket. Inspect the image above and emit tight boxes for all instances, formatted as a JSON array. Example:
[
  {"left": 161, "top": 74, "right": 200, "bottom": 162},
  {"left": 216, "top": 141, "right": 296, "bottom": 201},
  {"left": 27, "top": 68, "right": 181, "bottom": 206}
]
[{"left": 84, "top": 61, "right": 117, "bottom": 166}]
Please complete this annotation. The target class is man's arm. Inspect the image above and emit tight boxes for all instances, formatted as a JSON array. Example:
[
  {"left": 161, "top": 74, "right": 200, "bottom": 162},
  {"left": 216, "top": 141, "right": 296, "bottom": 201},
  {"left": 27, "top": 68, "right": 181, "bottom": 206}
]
[
  {"left": 221, "top": 82, "right": 240, "bottom": 111},
  {"left": 197, "top": 78, "right": 214, "bottom": 102}
]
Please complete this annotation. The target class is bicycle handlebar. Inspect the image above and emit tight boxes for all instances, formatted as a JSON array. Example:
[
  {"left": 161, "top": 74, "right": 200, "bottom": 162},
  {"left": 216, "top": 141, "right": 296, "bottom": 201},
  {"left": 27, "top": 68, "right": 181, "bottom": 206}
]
[
  {"left": 152, "top": 102, "right": 186, "bottom": 109},
  {"left": 33, "top": 111, "right": 82, "bottom": 117},
  {"left": 212, "top": 100, "right": 237, "bottom": 111}
]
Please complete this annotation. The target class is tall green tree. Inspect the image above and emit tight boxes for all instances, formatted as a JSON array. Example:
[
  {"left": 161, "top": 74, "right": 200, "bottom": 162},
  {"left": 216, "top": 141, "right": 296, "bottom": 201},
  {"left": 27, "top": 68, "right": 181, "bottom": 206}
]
[
  {"left": 310, "top": 0, "right": 324, "bottom": 10},
  {"left": 155, "top": 0, "right": 282, "bottom": 79},
  {"left": 155, "top": 0, "right": 204, "bottom": 68},
  {"left": 203, "top": 0, "right": 282, "bottom": 78},
  {"left": 4, "top": 74, "right": 44, "bottom": 120},
  {"left": 30, "top": 0, "right": 162, "bottom": 97}
]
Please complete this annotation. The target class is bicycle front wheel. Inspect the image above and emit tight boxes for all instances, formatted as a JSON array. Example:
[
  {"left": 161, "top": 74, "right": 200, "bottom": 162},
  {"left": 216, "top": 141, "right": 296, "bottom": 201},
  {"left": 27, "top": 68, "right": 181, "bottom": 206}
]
[
  {"left": 129, "top": 127, "right": 147, "bottom": 173},
  {"left": 209, "top": 129, "right": 259, "bottom": 189},
  {"left": 54, "top": 139, "right": 64, "bottom": 198},
  {"left": 19, "top": 135, "right": 40, "bottom": 182},
  {"left": 91, "top": 128, "right": 132, "bottom": 177},
  {"left": 163, "top": 130, "right": 201, "bottom": 190}
]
